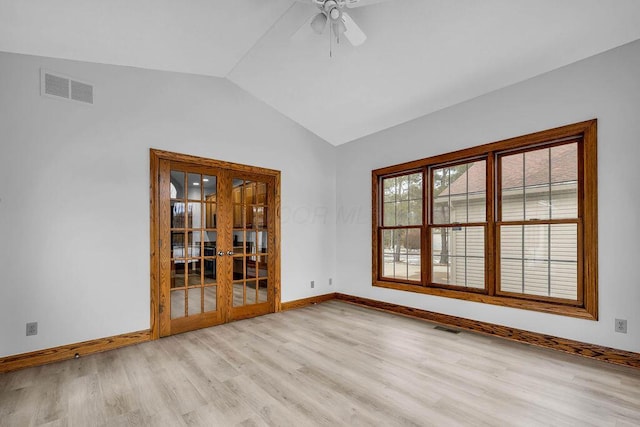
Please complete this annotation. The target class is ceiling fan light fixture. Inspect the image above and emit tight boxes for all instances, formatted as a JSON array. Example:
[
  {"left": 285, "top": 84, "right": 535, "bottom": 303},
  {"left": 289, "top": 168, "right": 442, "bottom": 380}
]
[
  {"left": 310, "top": 12, "right": 328, "bottom": 34},
  {"left": 294, "top": 0, "right": 369, "bottom": 49},
  {"left": 332, "top": 19, "right": 346, "bottom": 36}
]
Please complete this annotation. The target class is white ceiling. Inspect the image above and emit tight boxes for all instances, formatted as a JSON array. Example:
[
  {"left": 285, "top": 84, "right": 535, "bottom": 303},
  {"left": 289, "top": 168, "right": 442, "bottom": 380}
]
[{"left": 2, "top": 0, "right": 640, "bottom": 146}]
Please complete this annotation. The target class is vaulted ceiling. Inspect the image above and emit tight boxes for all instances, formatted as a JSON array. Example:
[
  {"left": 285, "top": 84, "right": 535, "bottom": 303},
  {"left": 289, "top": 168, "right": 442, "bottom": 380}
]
[{"left": 2, "top": 0, "right": 640, "bottom": 145}]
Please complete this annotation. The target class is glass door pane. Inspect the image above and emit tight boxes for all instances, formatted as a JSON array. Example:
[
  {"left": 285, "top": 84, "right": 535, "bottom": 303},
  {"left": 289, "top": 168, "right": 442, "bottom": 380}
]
[
  {"left": 228, "top": 177, "right": 271, "bottom": 317},
  {"left": 158, "top": 156, "right": 277, "bottom": 336},
  {"left": 163, "top": 164, "right": 223, "bottom": 333}
]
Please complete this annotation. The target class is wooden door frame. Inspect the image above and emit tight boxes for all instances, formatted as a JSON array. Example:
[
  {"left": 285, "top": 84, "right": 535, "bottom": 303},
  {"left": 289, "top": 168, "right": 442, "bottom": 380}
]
[{"left": 149, "top": 148, "right": 282, "bottom": 340}]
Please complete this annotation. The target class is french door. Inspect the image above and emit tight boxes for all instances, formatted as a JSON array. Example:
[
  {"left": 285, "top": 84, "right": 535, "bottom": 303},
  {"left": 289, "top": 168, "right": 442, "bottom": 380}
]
[{"left": 151, "top": 150, "right": 280, "bottom": 337}]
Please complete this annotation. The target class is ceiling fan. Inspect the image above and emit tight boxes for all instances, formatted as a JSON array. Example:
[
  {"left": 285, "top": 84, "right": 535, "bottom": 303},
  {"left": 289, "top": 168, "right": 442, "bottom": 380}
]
[{"left": 294, "top": 0, "right": 390, "bottom": 49}]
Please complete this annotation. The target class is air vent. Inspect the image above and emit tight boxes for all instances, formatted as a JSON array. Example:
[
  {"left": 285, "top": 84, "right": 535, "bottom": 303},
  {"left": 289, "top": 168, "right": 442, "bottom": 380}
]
[
  {"left": 44, "top": 73, "right": 69, "bottom": 98},
  {"left": 434, "top": 325, "right": 461, "bottom": 334},
  {"left": 41, "top": 69, "right": 93, "bottom": 104},
  {"left": 70, "top": 80, "right": 93, "bottom": 104}
]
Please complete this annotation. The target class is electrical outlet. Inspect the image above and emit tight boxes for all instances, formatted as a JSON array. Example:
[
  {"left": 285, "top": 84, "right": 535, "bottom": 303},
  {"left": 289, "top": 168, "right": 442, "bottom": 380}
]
[
  {"left": 329, "top": 278, "right": 333, "bottom": 285},
  {"left": 310, "top": 280, "right": 315, "bottom": 289},
  {"left": 26, "top": 322, "right": 38, "bottom": 336},
  {"left": 615, "top": 319, "right": 627, "bottom": 333}
]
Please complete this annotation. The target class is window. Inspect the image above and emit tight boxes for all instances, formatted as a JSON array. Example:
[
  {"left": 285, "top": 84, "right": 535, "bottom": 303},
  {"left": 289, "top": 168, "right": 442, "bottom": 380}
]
[
  {"left": 381, "top": 172, "right": 423, "bottom": 282},
  {"left": 372, "top": 120, "right": 597, "bottom": 319},
  {"left": 431, "top": 159, "right": 486, "bottom": 290},
  {"left": 498, "top": 143, "right": 580, "bottom": 301}
]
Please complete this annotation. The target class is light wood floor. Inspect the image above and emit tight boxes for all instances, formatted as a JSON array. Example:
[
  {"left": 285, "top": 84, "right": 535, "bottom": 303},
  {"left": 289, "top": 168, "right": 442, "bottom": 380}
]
[{"left": 1, "top": 301, "right": 639, "bottom": 426}]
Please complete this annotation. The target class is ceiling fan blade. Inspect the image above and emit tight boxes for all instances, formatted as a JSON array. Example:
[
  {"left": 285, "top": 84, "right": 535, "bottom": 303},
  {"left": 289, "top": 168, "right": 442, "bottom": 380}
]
[
  {"left": 341, "top": 12, "right": 367, "bottom": 46},
  {"left": 345, "top": 0, "right": 391, "bottom": 8}
]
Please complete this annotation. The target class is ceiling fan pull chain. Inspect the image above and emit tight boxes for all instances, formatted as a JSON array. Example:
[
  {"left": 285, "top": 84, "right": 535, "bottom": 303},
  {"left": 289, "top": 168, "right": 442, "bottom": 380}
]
[{"left": 329, "top": 19, "right": 333, "bottom": 57}]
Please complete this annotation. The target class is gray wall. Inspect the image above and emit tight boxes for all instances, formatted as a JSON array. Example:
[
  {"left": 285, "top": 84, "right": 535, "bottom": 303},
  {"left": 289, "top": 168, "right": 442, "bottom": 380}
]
[
  {"left": 0, "top": 52, "right": 336, "bottom": 358},
  {"left": 336, "top": 39, "right": 640, "bottom": 353},
  {"left": 3, "top": 38, "right": 639, "bottom": 359}
]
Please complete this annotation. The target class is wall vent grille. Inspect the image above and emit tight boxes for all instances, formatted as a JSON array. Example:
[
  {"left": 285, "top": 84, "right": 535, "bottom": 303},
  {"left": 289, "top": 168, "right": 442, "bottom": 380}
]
[
  {"left": 44, "top": 73, "right": 69, "bottom": 98},
  {"left": 41, "top": 69, "right": 93, "bottom": 104},
  {"left": 434, "top": 325, "right": 461, "bottom": 334}
]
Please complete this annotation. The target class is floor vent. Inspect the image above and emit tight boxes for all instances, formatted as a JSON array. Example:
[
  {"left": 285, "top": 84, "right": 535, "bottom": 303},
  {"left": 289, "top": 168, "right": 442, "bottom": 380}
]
[
  {"left": 434, "top": 325, "right": 461, "bottom": 334},
  {"left": 41, "top": 69, "right": 93, "bottom": 104}
]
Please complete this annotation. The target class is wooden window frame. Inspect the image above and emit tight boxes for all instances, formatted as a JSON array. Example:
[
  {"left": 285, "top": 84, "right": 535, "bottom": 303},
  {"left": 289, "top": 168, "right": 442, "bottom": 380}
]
[
  {"left": 372, "top": 120, "right": 598, "bottom": 320},
  {"left": 495, "top": 140, "right": 583, "bottom": 306},
  {"left": 379, "top": 170, "right": 424, "bottom": 285},
  {"left": 429, "top": 157, "right": 489, "bottom": 292}
]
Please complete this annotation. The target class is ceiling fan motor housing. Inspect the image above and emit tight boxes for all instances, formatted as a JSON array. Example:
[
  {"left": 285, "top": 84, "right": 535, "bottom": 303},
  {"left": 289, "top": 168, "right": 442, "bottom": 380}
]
[
  {"left": 323, "top": 1, "right": 342, "bottom": 21},
  {"left": 304, "top": 0, "right": 367, "bottom": 47}
]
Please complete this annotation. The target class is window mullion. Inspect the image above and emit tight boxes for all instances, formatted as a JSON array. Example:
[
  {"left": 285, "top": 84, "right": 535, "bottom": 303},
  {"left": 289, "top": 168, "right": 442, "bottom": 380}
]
[
  {"left": 487, "top": 153, "right": 496, "bottom": 296},
  {"left": 423, "top": 167, "right": 429, "bottom": 286},
  {"left": 547, "top": 223, "right": 551, "bottom": 297}
]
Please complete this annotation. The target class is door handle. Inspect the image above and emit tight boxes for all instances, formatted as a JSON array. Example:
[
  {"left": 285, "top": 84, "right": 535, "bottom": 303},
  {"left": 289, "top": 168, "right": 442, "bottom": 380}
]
[
  {"left": 227, "top": 251, "right": 234, "bottom": 256},
  {"left": 218, "top": 251, "right": 224, "bottom": 256}
]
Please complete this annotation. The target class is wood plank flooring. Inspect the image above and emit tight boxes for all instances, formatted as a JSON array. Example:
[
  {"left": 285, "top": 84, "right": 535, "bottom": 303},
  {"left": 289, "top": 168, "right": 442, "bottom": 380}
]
[{"left": 1, "top": 300, "right": 639, "bottom": 426}]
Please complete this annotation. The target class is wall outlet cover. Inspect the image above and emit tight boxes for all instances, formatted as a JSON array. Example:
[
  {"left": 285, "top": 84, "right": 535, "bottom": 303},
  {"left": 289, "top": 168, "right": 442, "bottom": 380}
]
[{"left": 26, "top": 322, "right": 38, "bottom": 336}]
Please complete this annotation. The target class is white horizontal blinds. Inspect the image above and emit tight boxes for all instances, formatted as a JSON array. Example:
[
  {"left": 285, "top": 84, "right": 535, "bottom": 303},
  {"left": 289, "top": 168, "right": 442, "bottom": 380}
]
[
  {"left": 381, "top": 172, "right": 422, "bottom": 281},
  {"left": 499, "top": 142, "right": 579, "bottom": 300},
  {"left": 431, "top": 160, "right": 486, "bottom": 289}
]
